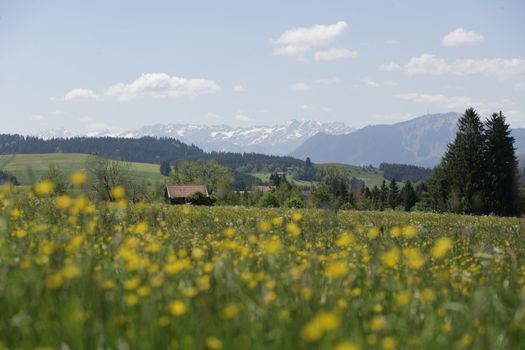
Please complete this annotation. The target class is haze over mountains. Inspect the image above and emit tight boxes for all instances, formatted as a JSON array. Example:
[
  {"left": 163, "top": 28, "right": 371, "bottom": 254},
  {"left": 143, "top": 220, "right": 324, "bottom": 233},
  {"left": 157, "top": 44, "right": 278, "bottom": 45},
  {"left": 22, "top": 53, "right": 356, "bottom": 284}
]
[{"left": 34, "top": 113, "right": 525, "bottom": 168}]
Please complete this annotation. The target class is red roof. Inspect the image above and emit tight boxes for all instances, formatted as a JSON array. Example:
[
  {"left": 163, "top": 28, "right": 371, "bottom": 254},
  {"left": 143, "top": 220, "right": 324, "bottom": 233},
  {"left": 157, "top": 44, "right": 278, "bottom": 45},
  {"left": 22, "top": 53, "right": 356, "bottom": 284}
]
[{"left": 165, "top": 185, "right": 209, "bottom": 198}]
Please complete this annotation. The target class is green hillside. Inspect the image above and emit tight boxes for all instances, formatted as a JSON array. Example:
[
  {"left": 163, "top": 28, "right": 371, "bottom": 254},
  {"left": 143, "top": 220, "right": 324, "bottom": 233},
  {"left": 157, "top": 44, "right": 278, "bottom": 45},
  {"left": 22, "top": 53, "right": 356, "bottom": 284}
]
[
  {"left": 0, "top": 153, "right": 166, "bottom": 186},
  {"left": 316, "top": 163, "right": 386, "bottom": 188}
]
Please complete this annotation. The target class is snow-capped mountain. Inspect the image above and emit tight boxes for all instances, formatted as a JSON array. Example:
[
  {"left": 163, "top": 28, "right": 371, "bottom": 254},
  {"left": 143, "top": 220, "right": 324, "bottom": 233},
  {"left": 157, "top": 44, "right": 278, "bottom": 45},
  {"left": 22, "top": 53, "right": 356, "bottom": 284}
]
[
  {"left": 123, "top": 119, "right": 354, "bottom": 154},
  {"left": 34, "top": 120, "right": 355, "bottom": 155}
]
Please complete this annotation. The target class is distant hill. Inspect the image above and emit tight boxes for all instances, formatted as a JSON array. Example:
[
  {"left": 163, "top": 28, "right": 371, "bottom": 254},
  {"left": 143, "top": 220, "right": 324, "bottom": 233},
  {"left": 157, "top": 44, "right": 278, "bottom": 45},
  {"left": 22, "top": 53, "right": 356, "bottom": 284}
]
[
  {"left": 0, "top": 153, "right": 165, "bottom": 186},
  {"left": 291, "top": 112, "right": 525, "bottom": 167},
  {"left": 0, "top": 134, "right": 306, "bottom": 171}
]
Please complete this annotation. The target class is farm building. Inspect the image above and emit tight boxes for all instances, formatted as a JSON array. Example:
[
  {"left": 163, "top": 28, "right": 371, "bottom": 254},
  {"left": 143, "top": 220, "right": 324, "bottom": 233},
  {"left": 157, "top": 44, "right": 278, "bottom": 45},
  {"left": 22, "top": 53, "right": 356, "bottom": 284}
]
[{"left": 164, "top": 185, "right": 212, "bottom": 205}]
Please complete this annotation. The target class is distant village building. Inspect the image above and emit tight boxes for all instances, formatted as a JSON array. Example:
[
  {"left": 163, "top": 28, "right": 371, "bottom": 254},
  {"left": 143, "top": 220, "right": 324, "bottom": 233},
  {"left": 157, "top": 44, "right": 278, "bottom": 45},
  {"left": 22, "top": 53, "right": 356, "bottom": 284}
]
[
  {"left": 257, "top": 185, "right": 275, "bottom": 193},
  {"left": 164, "top": 185, "right": 210, "bottom": 204}
]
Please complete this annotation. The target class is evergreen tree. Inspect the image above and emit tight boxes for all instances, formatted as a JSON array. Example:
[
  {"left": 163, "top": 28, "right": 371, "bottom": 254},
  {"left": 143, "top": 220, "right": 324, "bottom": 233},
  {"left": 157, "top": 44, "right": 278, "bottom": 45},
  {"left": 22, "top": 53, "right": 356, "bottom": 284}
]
[
  {"left": 160, "top": 160, "right": 171, "bottom": 176},
  {"left": 435, "top": 108, "right": 486, "bottom": 214},
  {"left": 484, "top": 112, "right": 520, "bottom": 216},
  {"left": 400, "top": 180, "right": 417, "bottom": 212},
  {"left": 387, "top": 178, "right": 400, "bottom": 209},
  {"left": 379, "top": 180, "right": 388, "bottom": 211}
]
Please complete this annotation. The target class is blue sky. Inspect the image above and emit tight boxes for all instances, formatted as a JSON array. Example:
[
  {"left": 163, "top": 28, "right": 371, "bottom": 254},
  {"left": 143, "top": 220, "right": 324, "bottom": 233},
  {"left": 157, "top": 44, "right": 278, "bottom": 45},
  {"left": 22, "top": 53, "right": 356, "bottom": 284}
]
[{"left": 1, "top": 0, "right": 524, "bottom": 135}]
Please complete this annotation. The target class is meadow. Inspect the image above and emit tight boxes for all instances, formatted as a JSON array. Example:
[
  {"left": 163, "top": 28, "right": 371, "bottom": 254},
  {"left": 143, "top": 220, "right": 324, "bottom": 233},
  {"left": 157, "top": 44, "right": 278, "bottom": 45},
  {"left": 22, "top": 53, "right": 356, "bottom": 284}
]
[
  {"left": 0, "top": 154, "right": 165, "bottom": 186},
  {"left": 0, "top": 179, "right": 524, "bottom": 350}
]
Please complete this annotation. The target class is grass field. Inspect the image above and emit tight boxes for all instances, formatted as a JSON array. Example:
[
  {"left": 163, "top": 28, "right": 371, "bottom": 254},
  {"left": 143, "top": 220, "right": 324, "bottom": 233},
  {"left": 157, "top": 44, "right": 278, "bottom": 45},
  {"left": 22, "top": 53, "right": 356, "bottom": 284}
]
[
  {"left": 0, "top": 182, "right": 523, "bottom": 349},
  {"left": 0, "top": 153, "right": 166, "bottom": 186}
]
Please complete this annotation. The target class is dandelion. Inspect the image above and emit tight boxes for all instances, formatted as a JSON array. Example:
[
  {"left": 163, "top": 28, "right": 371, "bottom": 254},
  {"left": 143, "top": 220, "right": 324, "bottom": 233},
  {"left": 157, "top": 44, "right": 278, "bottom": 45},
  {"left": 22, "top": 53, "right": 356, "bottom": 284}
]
[
  {"left": 325, "top": 261, "right": 348, "bottom": 278},
  {"left": 55, "top": 195, "right": 72, "bottom": 209},
  {"left": 370, "top": 316, "right": 386, "bottom": 331},
  {"left": 390, "top": 226, "right": 401, "bottom": 238},
  {"left": 333, "top": 341, "right": 360, "bottom": 350},
  {"left": 257, "top": 220, "right": 272, "bottom": 233},
  {"left": 286, "top": 223, "right": 301, "bottom": 237},
  {"left": 431, "top": 237, "right": 453, "bottom": 259},
  {"left": 124, "top": 277, "right": 141, "bottom": 290},
  {"left": 301, "top": 311, "right": 341, "bottom": 341},
  {"left": 221, "top": 303, "right": 242, "bottom": 319},
  {"left": 402, "top": 225, "right": 418, "bottom": 238},
  {"left": 381, "top": 337, "right": 396, "bottom": 350},
  {"left": 125, "top": 294, "right": 139, "bottom": 306},
  {"left": 110, "top": 186, "right": 125, "bottom": 200},
  {"left": 368, "top": 227, "right": 380, "bottom": 239},
  {"left": 404, "top": 248, "right": 424, "bottom": 269},
  {"left": 34, "top": 180, "right": 55, "bottom": 197},
  {"left": 191, "top": 247, "right": 205, "bottom": 260},
  {"left": 134, "top": 221, "right": 148, "bottom": 234},
  {"left": 381, "top": 248, "right": 400, "bottom": 268},
  {"left": 291, "top": 211, "right": 302, "bottom": 222},
  {"left": 14, "top": 229, "right": 27, "bottom": 238},
  {"left": 70, "top": 170, "right": 87, "bottom": 185},
  {"left": 206, "top": 337, "right": 223, "bottom": 350},
  {"left": 395, "top": 291, "right": 410, "bottom": 306},
  {"left": 336, "top": 232, "right": 354, "bottom": 248},
  {"left": 224, "top": 227, "right": 235, "bottom": 238},
  {"left": 263, "top": 291, "right": 277, "bottom": 305},
  {"left": 169, "top": 300, "right": 187, "bottom": 316}
]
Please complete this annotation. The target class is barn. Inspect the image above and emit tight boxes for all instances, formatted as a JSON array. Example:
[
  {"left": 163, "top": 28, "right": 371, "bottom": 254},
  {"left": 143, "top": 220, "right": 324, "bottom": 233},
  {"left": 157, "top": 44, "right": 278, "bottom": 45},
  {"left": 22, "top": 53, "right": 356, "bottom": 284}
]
[{"left": 164, "top": 185, "right": 211, "bottom": 205}]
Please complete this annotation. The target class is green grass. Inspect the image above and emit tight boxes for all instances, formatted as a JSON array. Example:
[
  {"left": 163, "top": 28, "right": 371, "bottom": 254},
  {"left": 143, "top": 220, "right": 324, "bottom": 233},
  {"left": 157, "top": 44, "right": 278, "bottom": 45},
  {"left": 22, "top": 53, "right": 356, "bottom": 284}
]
[
  {"left": 0, "top": 153, "right": 166, "bottom": 186},
  {"left": 0, "top": 194, "right": 523, "bottom": 349}
]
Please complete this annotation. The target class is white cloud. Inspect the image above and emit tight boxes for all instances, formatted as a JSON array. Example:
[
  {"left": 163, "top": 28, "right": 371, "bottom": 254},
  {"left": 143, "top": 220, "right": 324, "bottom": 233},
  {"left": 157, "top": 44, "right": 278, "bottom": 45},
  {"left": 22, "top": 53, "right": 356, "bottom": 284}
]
[
  {"left": 314, "top": 48, "right": 358, "bottom": 61},
  {"left": 289, "top": 82, "right": 312, "bottom": 91},
  {"left": 106, "top": 73, "right": 220, "bottom": 100},
  {"left": 395, "top": 92, "right": 516, "bottom": 114},
  {"left": 29, "top": 114, "right": 46, "bottom": 121},
  {"left": 404, "top": 54, "right": 525, "bottom": 80},
  {"left": 442, "top": 28, "right": 484, "bottom": 47},
  {"left": 316, "top": 77, "right": 341, "bottom": 85},
  {"left": 272, "top": 21, "right": 349, "bottom": 58},
  {"left": 272, "top": 45, "right": 311, "bottom": 57},
  {"left": 301, "top": 104, "right": 313, "bottom": 111},
  {"left": 232, "top": 85, "right": 245, "bottom": 92},
  {"left": 405, "top": 54, "right": 450, "bottom": 75},
  {"left": 64, "top": 88, "right": 99, "bottom": 101},
  {"left": 385, "top": 39, "right": 399, "bottom": 45},
  {"left": 362, "top": 77, "right": 397, "bottom": 87},
  {"left": 378, "top": 62, "right": 402, "bottom": 72},
  {"left": 274, "top": 20, "right": 347, "bottom": 47}
]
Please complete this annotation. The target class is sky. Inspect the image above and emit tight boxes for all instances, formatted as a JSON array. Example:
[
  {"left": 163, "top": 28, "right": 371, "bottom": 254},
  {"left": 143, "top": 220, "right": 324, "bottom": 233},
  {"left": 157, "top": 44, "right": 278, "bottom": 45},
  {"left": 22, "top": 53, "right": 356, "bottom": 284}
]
[{"left": 1, "top": 0, "right": 524, "bottom": 135}]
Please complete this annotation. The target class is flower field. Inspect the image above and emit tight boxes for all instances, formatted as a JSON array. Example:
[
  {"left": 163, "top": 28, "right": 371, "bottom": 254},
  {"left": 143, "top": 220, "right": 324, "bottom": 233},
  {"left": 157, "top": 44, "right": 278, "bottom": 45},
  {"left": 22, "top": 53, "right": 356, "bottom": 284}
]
[{"left": 0, "top": 181, "right": 524, "bottom": 350}]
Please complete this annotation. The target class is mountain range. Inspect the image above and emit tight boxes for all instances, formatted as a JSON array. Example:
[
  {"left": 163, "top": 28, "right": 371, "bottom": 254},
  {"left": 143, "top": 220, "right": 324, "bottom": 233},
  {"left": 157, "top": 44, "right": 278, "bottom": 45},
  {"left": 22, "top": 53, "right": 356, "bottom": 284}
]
[
  {"left": 291, "top": 112, "right": 525, "bottom": 167},
  {"left": 37, "top": 120, "right": 354, "bottom": 156},
  {"left": 34, "top": 113, "right": 525, "bottom": 167}
]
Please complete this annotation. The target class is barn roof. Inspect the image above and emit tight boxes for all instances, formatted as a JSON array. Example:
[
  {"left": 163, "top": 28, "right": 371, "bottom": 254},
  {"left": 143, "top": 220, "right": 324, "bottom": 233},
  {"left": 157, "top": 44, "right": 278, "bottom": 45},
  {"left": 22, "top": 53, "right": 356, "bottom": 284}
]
[{"left": 165, "top": 185, "right": 209, "bottom": 198}]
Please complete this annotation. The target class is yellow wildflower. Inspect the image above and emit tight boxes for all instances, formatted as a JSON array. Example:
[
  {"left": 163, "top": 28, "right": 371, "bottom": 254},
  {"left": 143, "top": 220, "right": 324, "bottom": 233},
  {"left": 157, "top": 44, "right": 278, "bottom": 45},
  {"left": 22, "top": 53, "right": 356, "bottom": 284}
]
[
  {"left": 206, "top": 337, "right": 223, "bottom": 350},
  {"left": 70, "top": 170, "right": 87, "bottom": 185},
  {"left": 431, "top": 237, "right": 453, "bottom": 259},
  {"left": 34, "top": 180, "right": 55, "bottom": 196},
  {"left": 169, "top": 300, "right": 187, "bottom": 316},
  {"left": 286, "top": 223, "right": 301, "bottom": 237}
]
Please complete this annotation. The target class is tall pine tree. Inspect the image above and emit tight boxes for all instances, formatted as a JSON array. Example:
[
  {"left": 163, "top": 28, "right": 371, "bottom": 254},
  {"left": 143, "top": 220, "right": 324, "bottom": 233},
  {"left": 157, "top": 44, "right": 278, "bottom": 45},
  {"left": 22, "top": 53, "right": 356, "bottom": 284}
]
[
  {"left": 438, "top": 108, "right": 486, "bottom": 214},
  {"left": 484, "top": 112, "right": 519, "bottom": 216}
]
